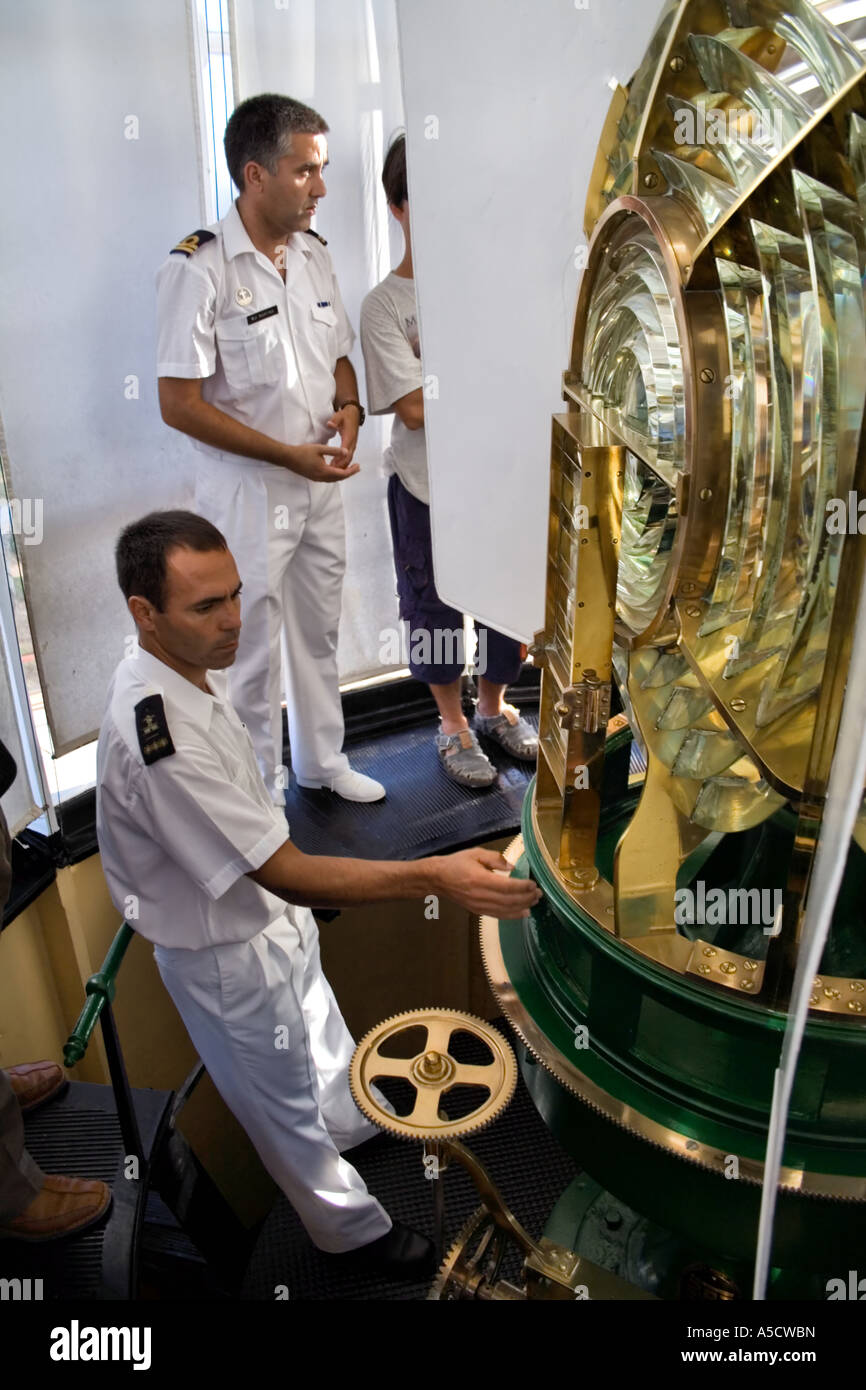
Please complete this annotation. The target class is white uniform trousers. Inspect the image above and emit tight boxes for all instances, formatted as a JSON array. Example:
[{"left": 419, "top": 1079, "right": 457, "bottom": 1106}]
[
  {"left": 154, "top": 907, "right": 391, "bottom": 1253},
  {"left": 194, "top": 457, "right": 352, "bottom": 798}
]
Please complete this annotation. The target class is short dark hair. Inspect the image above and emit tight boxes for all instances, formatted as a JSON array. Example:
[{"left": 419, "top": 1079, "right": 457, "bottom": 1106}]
[
  {"left": 116, "top": 510, "right": 228, "bottom": 611},
  {"left": 224, "top": 93, "right": 329, "bottom": 191},
  {"left": 382, "top": 132, "right": 407, "bottom": 208}
]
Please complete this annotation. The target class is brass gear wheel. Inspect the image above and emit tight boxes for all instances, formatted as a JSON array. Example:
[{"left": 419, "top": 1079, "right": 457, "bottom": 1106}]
[
  {"left": 349, "top": 1008, "right": 517, "bottom": 1140},
  {"left": 428, "top": 1205, "right": 510, "bottom": 1301}
]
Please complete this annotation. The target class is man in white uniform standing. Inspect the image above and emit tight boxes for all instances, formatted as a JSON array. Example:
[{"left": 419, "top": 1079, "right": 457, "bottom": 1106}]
[
  {"left": 96, "top": 510, "right": 540, "bottom": 1274},
  {"left": 156, "top": 93, "right": 383, "bottom": 805}
]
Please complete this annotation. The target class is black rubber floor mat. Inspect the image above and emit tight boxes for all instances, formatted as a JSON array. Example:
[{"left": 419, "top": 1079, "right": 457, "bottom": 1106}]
[
  {"left": 240, "top": 1021, "right": 578, "bottom": 1301},
  {"left": 282, "top": 714, "right": 538, "bottom": 860},
  {"left": 0, "top": 1081, "right": 170, "bottom": 1299}
]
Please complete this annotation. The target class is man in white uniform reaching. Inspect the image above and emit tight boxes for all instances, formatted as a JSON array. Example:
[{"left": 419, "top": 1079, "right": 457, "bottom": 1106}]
[
  {"left": 96, "top": 510, "right": 540, "bottom": 1277},
  {"left": 157, "top": 93, "right": 382, "bottom": 805}
]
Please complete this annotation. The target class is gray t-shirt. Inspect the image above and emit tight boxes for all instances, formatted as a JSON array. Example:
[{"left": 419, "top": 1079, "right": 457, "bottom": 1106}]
[{"left": 360, "top": 272, "right": 430, "bottom": 505}]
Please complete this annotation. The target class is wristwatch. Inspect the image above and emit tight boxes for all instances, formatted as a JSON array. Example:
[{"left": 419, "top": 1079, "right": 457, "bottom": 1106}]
[{"left": 341, "top": 399, "right": 366, "bottom": 426}]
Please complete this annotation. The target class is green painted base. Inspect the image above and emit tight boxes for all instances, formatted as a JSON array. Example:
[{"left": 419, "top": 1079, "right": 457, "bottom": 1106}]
[
  {"left": 489, "top": 780, "right": 866, "bottom": 1270},
  {"left": 544, "top": 1174, "right": 832, "bottom": 1300}
]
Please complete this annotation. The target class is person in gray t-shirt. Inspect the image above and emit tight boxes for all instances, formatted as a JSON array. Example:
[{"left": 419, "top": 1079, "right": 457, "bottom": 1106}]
[{"left": 360, "top": 136, "right": 537, "bottom": 789}]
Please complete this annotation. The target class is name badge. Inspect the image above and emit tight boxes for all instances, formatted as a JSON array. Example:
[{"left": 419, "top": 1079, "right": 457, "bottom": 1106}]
[{"left": 247, "top": 305, "right": 279, "bottom": 325}]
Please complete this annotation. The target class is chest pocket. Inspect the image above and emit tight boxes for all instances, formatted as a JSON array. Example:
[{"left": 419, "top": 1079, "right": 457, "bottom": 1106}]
[
  {"left": 311, "top": 303, "right": 338, "bottom": 328},
  {"left": 215, "top": 314, "right": 283, "bottom": 392}
]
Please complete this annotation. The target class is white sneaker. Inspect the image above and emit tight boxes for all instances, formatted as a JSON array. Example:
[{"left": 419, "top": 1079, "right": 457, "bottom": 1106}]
[{"left": 297, "top": 768, "right": 386, "bottom": 802}]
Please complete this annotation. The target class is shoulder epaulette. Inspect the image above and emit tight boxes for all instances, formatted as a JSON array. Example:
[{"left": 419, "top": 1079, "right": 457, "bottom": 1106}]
[
  {"left": 304, "top": 228, "right": 328, "bottom": 246},
  {"left": 135, "top": 694, "right": 176, "bottom": 766},
  {"left": 170, "top": 229, "right": 216, "bottom": 258}
]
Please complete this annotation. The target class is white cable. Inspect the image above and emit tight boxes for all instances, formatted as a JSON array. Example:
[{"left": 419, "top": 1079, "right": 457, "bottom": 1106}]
[{"left": 753, "top": 560, "right": 866, "bottom": 1299}]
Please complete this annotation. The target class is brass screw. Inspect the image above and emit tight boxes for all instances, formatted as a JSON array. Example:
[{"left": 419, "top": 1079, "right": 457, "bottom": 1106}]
[
  {"left": 685, "top": 1140, "right": 699, "bottom": 1151},
  {"left": 849, "top": 1000, "right": 864, "bottom": 1013},
  {"left": 699, "top": 487, "right": 713, "bottom": 501},
  {"left": 720, "top": 961, "right": 737, "bottom": 975},
  {"left": 680, "top": 581, "right": 696, "bottom": 594},
  {"left": 810, "top": 993, "right": 819, "bottom": 1006},
  {"left": 741, "top": 979, "right": 755, "bottom": 991},
  {"left": 669, "top": 54, "right": 685, "bottom": 72},
  {"left": 703, "top": 947, "right": 717, "bottom": 957},
  {"left": 824, "top": 987, "right": 841, "bottom": 1000},
  {"left": 684, "top": 604, "right": 702, "bottom": 618},
  {"left": 568, "top": 866, "right": 599, "bottom": 889},
  {"left": 730, "top": 697, "right": 747, "bottom": 712},
  {"left": 697, "top": 964, "right": 711, "bottom": 975},
  {"left": 643, "top": 171, "right": 659, "bottom": 189},
  {"left": 814, "top": 977, "right": 823, "bottom": 989},
  {"left": 850, "top": 981, "right": 865, "bottom": 992},
  {"left": 744, "top": 959, "right": 758, "bottom": 971},
  {"left": 699, "top": 367, "right": 715, "bottom": 384}
]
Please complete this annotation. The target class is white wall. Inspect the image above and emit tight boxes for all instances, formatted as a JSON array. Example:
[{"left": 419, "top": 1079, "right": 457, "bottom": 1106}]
[
  {"left": 0, "top": 0, "right": 201, "bottom": 754},
  {"left": 396, "top": 0, "right": 660, "bottom": 641}
]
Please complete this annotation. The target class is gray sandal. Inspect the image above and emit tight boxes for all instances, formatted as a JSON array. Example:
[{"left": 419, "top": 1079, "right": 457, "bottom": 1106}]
[
  {"left": 435, "top": 728, "right": 497, "bottom": 787},
  {"left": 474, "top": 706, "right": 538, "bottom": 761}
]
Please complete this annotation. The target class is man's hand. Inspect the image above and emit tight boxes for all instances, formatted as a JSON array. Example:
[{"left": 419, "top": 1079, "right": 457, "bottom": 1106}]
[
  {"left": 286, "top": 442, "right": 360, "bottom": 482},
  {"left": 434, "top": 848, "right": 542, "bottom": 918},
  {"left": 158, "top": 377, "right": 360, "bottom": 480},
  {"left": 326, "top": 405, "right": 360, "bottom": 463}
]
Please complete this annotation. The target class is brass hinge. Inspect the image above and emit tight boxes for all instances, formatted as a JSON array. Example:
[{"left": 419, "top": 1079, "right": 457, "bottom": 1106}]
[{"left": 555, "top": 670, "right": 611, "bottom": 733}]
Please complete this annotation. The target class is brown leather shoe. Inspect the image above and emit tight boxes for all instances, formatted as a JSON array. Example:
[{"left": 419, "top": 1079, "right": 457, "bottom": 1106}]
[
  {"left": 0, "top": 1175, "right": 112, "bottom": 1242},
  {"left": 5, "top": 1060, "right": 68, "bottom": 1112}
]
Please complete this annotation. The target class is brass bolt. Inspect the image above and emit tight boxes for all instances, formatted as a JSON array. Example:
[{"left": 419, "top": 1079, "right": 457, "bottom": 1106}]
[
  {"left": 730, "top": 697, "right": 747, "bottom": 712},
  {"left": 643, "top": 171, "right": 659, "bottom": 190},
  {"left": 699, "top": 367, "right": 715, "bottom": 384},
  {"left": 568, "top": 866, "right": 599, "bottom": 889},
  {"left": 669, "top": 54, "right": 685, "bottom": 72}
]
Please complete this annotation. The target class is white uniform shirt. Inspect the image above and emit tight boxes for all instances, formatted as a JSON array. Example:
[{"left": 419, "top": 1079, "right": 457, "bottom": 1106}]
[
  {"left": 96, "top": 647, "right": 292, "bottom": 950},
  {"left": 155, "top": 201, "right": 355, "bottom": 456},
  {"left": 360, "top": 272, "right": 430, "bottom": 505}
]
